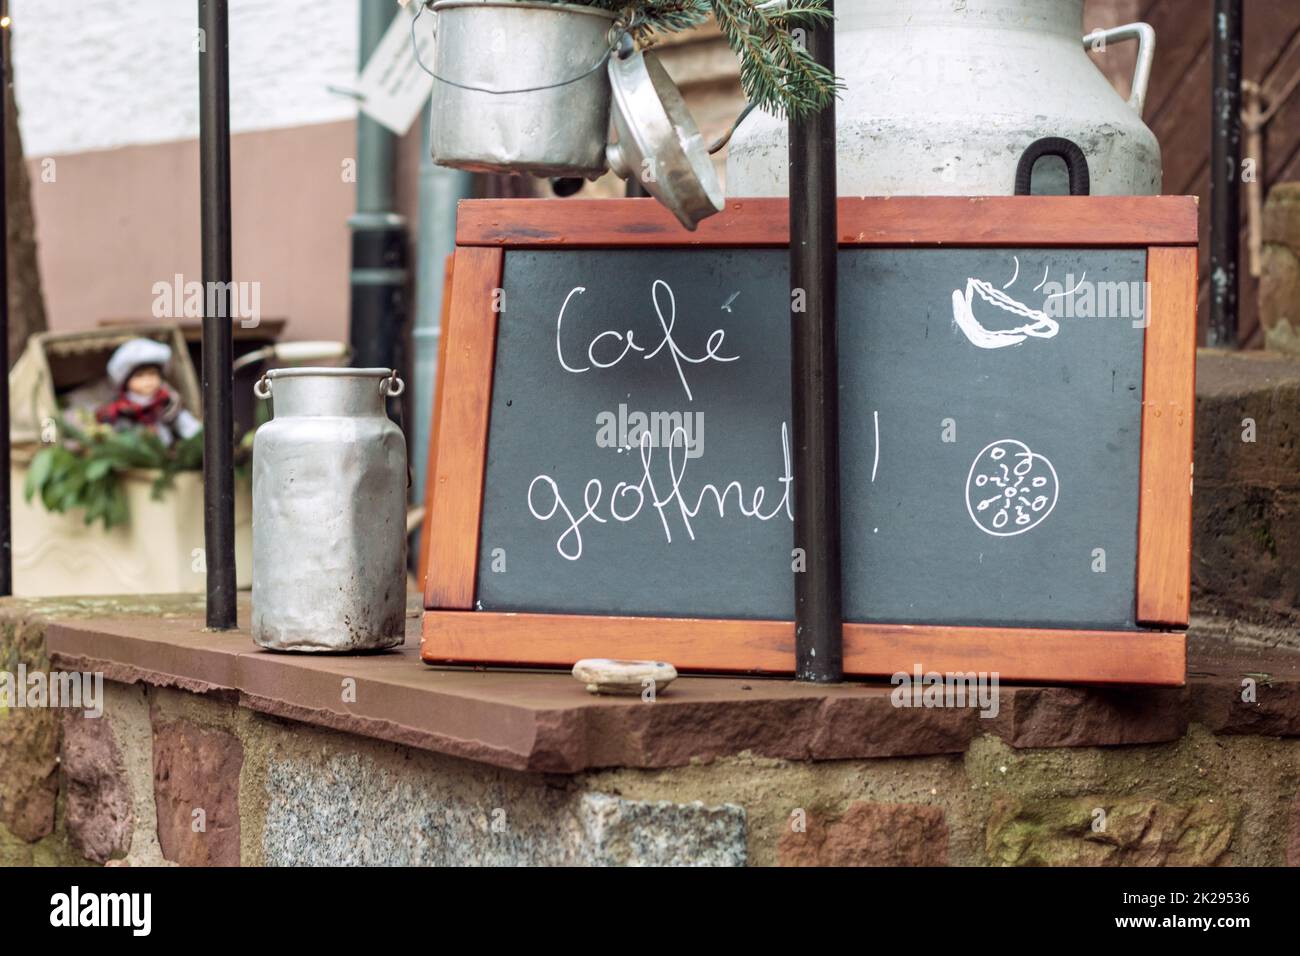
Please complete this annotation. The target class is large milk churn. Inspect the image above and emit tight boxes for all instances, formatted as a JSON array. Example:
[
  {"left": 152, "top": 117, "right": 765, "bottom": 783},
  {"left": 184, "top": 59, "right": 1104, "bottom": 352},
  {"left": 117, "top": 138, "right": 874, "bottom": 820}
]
[
  {"left": 251, "top": 368, "right": 407, "bottom": 652},
  {"left": 726, "top": 0, "right": 1161, "bottom": 197}
]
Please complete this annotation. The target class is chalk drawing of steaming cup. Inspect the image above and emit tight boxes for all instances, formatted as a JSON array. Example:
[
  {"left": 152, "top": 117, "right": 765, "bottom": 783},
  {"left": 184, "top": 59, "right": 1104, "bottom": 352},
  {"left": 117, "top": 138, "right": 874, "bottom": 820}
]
[
  {"left": 965, "top": 439, "right": 1059, "bottom": 537},
  {"left": 951, "top": 277, "right": 1060, "bottom": 350}
]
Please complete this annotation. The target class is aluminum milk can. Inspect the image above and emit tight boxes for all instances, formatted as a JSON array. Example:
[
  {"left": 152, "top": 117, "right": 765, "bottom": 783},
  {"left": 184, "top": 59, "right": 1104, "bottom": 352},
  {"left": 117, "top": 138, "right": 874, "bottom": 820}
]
[
  {"left": 726, "top": 0, "right": 1162, "bottom": 197},
  {"left": 252, "top": 368, "right": 407, "bottom": 652}
]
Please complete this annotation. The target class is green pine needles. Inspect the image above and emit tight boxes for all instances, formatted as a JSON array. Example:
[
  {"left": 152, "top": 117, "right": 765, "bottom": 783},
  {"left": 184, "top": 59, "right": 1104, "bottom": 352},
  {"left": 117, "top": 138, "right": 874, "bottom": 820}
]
[{"left": 577, "top": 0, "right": 841, "bottom": 118}]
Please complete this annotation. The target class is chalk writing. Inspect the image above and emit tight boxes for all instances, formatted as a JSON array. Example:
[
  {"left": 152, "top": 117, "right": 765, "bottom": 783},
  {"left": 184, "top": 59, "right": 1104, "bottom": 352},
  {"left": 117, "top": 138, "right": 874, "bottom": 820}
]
[
  {"left": 554, "top": 279, "right": 738, "bottom": 401},
  {"left": 528, "top": 424, "right": 793, "bottom": 561}
]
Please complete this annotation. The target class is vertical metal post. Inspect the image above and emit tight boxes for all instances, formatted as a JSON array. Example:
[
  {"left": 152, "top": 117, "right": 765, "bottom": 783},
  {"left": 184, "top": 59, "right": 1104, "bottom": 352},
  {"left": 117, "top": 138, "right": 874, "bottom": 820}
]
[
  {"left": 0, "top": 3, "right": 10, "bottom": 597},
  {"left": 199, "top": 0, "right": 236, "bottom": 629},
  {"left": 1209, "top": 0, "right": 1243, "bottom": 348},
  {"left": 789, "top": 3, "right": 842, "bottom": 682}
]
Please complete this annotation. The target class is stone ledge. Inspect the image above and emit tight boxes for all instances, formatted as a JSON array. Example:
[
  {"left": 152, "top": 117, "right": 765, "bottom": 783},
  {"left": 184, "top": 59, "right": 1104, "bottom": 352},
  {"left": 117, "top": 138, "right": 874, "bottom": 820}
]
[{"left": 6, "top": 595, "right": 1300, "bottom": 774}]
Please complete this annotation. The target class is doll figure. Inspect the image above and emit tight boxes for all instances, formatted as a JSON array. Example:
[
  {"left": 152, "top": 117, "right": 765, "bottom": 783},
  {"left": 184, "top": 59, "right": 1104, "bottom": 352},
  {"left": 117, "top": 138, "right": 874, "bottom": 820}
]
[{"left": 95, "top": 338, "right": 202, "bottom": 447}]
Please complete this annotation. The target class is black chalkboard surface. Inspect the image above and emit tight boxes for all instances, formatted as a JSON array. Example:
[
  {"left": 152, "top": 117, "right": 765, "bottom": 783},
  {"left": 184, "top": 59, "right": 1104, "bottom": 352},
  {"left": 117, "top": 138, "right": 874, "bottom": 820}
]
[{"left": 475, "top": 246, "right": 1147, "bottom": 630}]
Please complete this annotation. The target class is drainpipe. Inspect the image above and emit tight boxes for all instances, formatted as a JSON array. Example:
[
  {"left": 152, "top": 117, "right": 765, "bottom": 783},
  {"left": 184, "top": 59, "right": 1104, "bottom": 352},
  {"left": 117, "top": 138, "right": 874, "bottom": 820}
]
[
  {"left": 411, "top": 106, "right": 471, "bottom": 507},
  {"left": 348, "top": 3, "right": 407, "bottom": 384}
]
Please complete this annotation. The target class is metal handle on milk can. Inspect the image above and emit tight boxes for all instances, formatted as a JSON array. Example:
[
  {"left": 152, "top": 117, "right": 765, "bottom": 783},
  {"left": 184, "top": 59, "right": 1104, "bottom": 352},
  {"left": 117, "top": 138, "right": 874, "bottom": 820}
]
[
  {"left": 254, "top": 373, "right": 272, "bottom": 399},
  {"left": 1015, "top": 137, "right": 1092, "bottom": 196},
  {"left": 1082, "top": 22, "right": 1156, "bottom": 117}
]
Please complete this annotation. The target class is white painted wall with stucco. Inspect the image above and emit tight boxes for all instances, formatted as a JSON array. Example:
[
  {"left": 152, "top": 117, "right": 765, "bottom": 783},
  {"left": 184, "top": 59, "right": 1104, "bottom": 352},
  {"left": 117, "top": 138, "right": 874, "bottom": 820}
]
[{"left": 11, "top": 0, "right": 361, "bottom": 157}]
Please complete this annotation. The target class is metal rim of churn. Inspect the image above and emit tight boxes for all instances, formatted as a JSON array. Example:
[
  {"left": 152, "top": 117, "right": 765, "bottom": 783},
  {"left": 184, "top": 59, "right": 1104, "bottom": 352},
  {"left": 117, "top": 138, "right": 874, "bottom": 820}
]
[{"left": 254, "top": 367, "right": 404, "bottom": 400}]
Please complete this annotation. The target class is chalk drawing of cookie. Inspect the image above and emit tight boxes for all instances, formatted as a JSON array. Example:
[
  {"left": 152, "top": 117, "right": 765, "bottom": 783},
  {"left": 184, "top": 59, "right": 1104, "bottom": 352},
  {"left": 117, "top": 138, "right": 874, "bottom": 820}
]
[{"left": 965, "top": 439, "right": 1059, "bottom": 537}]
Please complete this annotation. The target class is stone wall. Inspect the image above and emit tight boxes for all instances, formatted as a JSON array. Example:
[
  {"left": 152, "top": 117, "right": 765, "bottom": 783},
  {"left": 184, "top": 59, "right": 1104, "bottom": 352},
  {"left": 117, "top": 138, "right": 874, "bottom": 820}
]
[
  {"left": 1193, "top": 351, "right": 1300, "bottom": 632},
  {"left": 4, "top": 619, "right": 1300, "bottom": 867}
]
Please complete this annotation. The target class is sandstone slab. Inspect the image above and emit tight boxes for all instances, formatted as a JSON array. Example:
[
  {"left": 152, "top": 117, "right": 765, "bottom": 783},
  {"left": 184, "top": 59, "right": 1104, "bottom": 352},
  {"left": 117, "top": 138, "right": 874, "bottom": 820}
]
[{"left": 994, "top": 686, "right": 1188, "bottom": 749}]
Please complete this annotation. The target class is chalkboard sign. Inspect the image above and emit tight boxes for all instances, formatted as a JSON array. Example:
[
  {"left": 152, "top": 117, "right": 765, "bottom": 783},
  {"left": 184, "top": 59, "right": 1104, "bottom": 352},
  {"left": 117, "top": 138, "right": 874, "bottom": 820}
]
[{"left": 422, "top": 198, "right": 1197, "bottom": 685}]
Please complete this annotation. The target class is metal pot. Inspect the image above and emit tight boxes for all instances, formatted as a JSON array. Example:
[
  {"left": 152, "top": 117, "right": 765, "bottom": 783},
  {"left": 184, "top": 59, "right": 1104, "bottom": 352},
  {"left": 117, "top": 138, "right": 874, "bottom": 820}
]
[
  {"left": 607, "top": 49, "right": 724, "bottom": 230},
  {"left": 428, "top": 0, "right": 619, "bottom": 179},
  {"left": 726, "top": 0, "right": 1161, "bottom": 197},
  {"left": 251, "top": 368, "right": 407, "bottom": 653}
]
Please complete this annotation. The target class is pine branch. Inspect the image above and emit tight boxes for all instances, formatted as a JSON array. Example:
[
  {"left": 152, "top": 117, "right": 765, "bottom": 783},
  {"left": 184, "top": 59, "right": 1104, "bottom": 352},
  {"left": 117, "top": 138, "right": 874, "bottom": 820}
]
[
  {"left": 565, "top": 0, "right": 840, "bottom": 117},
  {"left": 577, "top": 1, "right": 711, "bottom": 42},
  {"left": 710, "top": 0, "right": 840, "bottom": 119}
]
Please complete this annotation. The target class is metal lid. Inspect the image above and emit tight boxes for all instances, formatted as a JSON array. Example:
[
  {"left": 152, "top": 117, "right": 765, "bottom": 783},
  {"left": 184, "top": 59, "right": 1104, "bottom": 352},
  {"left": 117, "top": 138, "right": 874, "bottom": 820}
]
[{"left": 607, "top": 49, "right": 724, "bottom": 231}]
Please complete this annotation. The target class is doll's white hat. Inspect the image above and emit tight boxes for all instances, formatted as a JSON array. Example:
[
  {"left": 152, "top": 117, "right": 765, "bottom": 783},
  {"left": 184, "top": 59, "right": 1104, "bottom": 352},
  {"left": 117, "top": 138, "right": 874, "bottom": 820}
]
[{"left": 106, "top": 338, "right": 172, "bottom": 388}]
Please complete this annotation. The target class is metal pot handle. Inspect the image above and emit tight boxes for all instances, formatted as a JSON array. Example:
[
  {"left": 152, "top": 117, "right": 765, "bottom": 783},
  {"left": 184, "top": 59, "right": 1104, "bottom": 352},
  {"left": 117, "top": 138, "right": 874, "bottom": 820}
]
[
  {"left": 254, "top": 374, "right": 272, "bottom": 399},
  {"left": 1082, "top": 22, "right": 1156, "bottom": 117},
  {"left": 410, "top": 1, "right": 625, "bottom": 97}
]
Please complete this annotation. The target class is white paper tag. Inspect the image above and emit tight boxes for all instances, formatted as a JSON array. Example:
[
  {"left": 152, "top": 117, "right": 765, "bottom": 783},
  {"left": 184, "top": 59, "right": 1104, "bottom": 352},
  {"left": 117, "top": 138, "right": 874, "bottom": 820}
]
[{"left": 354, "top": 4, "right": 435, "bottom": 136}]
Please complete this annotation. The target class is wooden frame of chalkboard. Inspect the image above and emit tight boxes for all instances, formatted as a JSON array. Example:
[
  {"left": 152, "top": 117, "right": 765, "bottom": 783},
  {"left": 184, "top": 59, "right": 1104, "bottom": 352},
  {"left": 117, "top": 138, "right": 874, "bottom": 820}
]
[{"left": 421, "top": 197, "right": 1197, "bottom": 686}]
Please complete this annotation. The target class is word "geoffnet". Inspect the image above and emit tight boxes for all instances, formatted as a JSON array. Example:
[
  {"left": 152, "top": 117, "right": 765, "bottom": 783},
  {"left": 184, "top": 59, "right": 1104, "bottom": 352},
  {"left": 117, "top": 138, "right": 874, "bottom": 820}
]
[{"left": 528, "top": 426, "right": 793, "bottom": 561}]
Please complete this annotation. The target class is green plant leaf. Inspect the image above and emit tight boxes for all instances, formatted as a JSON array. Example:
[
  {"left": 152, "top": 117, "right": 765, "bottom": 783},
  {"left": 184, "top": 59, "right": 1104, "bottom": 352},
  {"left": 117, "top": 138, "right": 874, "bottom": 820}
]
[
  {"left": 107, "top": 483, "right": 130, "bottom": 529},
  {"left": 59, "top": 477, "right": 87, "bottom": 512},
  {"left": 24, "top": 449, "right": 56, "bottom": 502}
]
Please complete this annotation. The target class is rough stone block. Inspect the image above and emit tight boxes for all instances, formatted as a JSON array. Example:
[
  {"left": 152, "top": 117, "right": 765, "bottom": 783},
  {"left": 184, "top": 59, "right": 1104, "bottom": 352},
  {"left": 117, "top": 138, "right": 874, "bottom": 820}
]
[
  {"left": 778, "top": 801, "right": 949, "bottom": 867},
  {"left": 1288, "top": 788, "right": 1300, "bottom": 866},
  {"left": 985, "top": 795, "right": 1235, "bottom": 866},
  {"left": 1189, "top": 677, "right": 1300, "bottom": 737},
  {"left": 262, "top": 749, "right": 746, "bottom": 866},
  {"left": 0, "top": 620, "right": 59, "bottom": 842},
  {"left": 577, "top": 793, "right": 746, "bottom": 866},
  {"left": 1193, "top": 350, "right": 1300, "bottom": 630},
  {"left": 61, "top": 709, "right": 132, "bottom": 863},
  {"left": 152, "top": 719, "right": 242, "bottom": 866},
  {"left": 1261, "top": 182, "right": 1300, "bottom": 358}
]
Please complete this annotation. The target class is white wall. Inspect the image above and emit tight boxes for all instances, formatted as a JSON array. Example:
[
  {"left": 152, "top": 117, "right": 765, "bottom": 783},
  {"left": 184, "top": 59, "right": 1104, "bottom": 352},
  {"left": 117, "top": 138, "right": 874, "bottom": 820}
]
[{"left": 11, "top": 0, "right": 361, "bottom": 157}]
